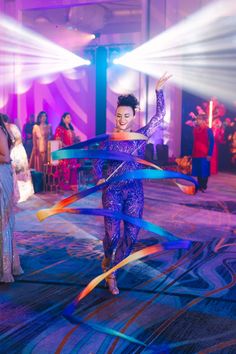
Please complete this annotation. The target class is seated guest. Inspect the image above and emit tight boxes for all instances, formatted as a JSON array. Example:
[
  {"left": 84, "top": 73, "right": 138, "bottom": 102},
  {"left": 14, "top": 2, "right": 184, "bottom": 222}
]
[
  {"left": 0, "top": 114, "right": 23, "bottom": 282},
  {"left": 55, "top": 112, "right": 80, "bottom": 190},
  {"left": 30, "top": 111, "right": 52, "bottom": 172},
  {"left": 3, "top": 114, "right": 34, "bottom": 203}
]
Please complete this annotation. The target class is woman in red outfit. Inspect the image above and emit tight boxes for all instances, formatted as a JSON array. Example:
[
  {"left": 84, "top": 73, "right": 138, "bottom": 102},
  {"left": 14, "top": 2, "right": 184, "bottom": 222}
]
[
  {"left": 192, "top": 114, "right": 214, "bottom": 191},
  {"left": 55, "top": 113, "right": 80, "bottom": 190}
]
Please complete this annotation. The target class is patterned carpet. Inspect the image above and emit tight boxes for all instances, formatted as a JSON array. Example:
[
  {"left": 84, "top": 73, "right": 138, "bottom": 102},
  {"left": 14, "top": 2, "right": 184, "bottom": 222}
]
[{"left": 0, "top": 173, "right": 236, "bottom": 354}]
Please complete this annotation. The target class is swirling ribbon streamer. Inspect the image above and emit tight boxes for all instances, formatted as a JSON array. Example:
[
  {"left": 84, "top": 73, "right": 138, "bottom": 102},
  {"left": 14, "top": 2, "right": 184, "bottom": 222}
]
[
  {"left": 64, "top": 314, "right": 170, "bottom": 353},
  {"left": 52, "top": 148, "right": 197, "bottom": 196},
  {"left": 37, "top": 169, "right": 198, "bottom": 222},
  {"left": 52, "top": 149, "right": 145, "bottom": 162},
  {"left": 62, "top": 241, "right": 190, "bottom": 351},
  {"left": 60, "top": 132, "right": 148, "bottom": 152},
  {"left": 52, "top": 132, "right": 196, "bottom": 196},
  {"left": 64, "top": 314, "right": 147, "bottom": 347},
  {"left": 40, "top": 133, "right": 194, "bottom": 351},
  {"left": 39, "top": 207, "right": 178, "bottom": 241},
  {"left": 63, "top": 240, "right": 191, "bottom": 316}
]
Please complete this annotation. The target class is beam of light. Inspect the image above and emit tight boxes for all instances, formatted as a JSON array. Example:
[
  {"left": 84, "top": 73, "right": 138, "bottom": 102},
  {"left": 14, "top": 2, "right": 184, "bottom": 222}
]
[
  {"left": 113, "top": 58, "right": 120, "bottom": 65},
  {"left": 114, "top": 0, "right": 236, "bottom": 106},
  {"left": 107, "top": 66, "right": 139, "bottom": 94},
  {"left": 0, "top": 14, "right": 91, "bottom": 89},
  {"left": 208, "top": 100, "right": 213, "bottom": 128},
  {"left": 0, "top": 94, "right": 8, "bottom": 108}
]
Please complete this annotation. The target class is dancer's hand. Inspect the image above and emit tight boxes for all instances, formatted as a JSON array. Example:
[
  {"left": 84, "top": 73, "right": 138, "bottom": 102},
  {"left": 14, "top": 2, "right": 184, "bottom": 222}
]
[{"left": 156, "top": 72, "right": 172, "bottom": 91}]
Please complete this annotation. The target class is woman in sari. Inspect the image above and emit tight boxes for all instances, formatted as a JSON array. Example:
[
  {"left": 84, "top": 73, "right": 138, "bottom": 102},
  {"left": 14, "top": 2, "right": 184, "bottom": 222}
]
[{"left": 30, "top": 111, "right": 52, "bottom": 172}]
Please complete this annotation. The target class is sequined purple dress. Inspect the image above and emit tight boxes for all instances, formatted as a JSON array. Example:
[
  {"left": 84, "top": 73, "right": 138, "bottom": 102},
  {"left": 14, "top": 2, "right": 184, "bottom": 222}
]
[{"left": 95, "top": 90, "right": 165, "bottom": 268}]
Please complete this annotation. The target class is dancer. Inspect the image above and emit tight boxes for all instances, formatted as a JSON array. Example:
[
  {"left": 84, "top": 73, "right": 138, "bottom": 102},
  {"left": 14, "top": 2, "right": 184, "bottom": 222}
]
[
  {"left": 55, "top": 112, "right": 80, "bottom": 190},
  {"left": 95, "top": 73, "right": 171, "bottom": 295},
  {"left": 30, "top": 111, "right": 52, "bottom": 172},
  {"left": 192, "top": 114, "right": 214, "bottom": 192},
  {"left": 3, "top": 115, "right": 34, "bottom": 203},
  {"left": 0, "top": 114, "right": 23, "bottom": 282}
]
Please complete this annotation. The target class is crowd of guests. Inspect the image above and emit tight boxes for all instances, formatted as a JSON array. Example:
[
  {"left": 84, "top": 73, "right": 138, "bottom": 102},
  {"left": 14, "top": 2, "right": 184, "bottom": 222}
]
[
  {"left": 0, "top": 111, "right": 80, "bottom": 282},
  {"left": 23, "top": 111, "right": 80, "bottom": 190},
  {"left": 0, "top": 111, "right": 80, "bottom": 197}
]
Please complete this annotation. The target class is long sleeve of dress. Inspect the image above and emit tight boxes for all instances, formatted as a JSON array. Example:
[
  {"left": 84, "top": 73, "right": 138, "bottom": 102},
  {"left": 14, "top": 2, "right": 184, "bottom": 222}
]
[{"left": 138, "top": 90, "right": 165, "bottom": 138}]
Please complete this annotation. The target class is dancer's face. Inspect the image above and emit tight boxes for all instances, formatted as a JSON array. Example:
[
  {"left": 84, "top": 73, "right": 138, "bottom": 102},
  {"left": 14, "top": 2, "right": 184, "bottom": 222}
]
[{"left": 115, "top": 106, "right": 135, "bottom": 132}]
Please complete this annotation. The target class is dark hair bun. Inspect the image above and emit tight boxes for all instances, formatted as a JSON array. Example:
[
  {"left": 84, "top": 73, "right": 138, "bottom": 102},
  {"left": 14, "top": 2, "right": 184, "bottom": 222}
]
[{"left": 117, "top": 94, "right": 139, "bottom": 109}]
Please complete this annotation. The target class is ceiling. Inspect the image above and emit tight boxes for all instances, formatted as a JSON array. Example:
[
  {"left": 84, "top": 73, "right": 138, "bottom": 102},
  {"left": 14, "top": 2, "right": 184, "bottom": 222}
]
[{"left": 22, "top": 0, "right": 142, "bottom": 50}]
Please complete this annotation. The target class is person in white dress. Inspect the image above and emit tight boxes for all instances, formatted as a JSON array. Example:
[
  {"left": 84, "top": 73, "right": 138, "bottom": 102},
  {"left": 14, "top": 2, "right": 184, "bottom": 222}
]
[{"left": 3, "top": 115, "right": 34, "bottom": 203}]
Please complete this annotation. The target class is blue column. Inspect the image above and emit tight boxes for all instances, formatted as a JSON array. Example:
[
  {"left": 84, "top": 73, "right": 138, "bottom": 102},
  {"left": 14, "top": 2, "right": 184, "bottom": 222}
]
[{"left": 95, "top": 46, "right": 107, "bottom": 135}]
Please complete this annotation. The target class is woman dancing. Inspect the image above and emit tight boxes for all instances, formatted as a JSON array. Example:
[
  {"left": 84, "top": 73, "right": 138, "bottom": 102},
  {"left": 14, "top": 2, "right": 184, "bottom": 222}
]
[{"left": 95, "top": 73, "right": 171, "bottom": 295}]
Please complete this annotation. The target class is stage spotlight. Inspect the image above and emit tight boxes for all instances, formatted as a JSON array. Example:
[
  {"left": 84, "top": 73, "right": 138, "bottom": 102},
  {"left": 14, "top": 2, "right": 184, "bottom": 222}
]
[
  {"left": 0, "top": 14, "right": 91, "bottom": 87},
  {"left": 84, "top": 59, "right": 91, "bottom": 65},
  {"left": 113, "top": 0, "right": 236, "bottom": 106},
  {"left": 90, "top": 33, "right": 100, "bottom": 41}
]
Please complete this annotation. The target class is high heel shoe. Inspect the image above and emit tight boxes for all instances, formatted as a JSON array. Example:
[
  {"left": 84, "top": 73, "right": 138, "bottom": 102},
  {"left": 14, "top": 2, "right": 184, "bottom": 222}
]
[
  {"left": 101, "top": 258, "right": 119, "bottom": 295},
  {"left": 105, "top": 273, "right": 119, "bottom": 295}
]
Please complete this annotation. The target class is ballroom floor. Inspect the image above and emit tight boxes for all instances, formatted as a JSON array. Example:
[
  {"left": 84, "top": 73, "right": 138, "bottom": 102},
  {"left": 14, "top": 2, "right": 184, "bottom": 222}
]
[{"left": 0, "top": 172, "right": 236, "bottom": 354}]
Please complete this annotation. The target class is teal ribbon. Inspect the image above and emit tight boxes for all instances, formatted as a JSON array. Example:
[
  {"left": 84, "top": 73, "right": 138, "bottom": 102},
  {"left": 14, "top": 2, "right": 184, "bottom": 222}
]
[{"left": 52, "top": 149, "right": 140, "bottom": 162}]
